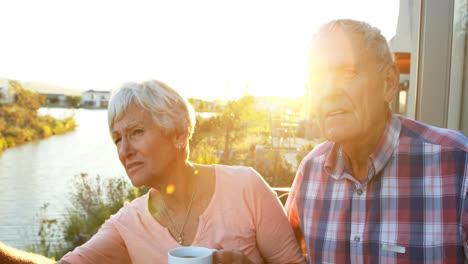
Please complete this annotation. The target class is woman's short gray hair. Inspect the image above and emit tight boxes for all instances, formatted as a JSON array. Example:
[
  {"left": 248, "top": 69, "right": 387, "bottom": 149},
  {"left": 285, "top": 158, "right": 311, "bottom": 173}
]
[
  {"left": 108, "top": 80, "right": 196, "bottom": 144},
  {"left": 311, "top": 19, "right": 394, "bottom": 70}
]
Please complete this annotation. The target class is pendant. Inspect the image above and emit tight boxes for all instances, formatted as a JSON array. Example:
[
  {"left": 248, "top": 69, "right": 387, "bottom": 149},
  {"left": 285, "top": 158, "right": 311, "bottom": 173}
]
[{"left": 178, "top": 235, "right": 183, "bottom": 244}]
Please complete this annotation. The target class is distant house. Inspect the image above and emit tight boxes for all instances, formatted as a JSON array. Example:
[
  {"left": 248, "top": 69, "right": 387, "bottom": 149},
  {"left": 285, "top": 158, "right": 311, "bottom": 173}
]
[
  {"left": 81, "top": 90, "right": 111, "bottom": 108},
  {"left": 0, "top": 87, "right": 11, "bottom": 104}
]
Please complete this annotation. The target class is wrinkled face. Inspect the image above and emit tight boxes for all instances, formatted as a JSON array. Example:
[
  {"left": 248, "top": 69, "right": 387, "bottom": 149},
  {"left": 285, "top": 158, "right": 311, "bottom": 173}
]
[
  {"left": 111, "top": 103, "right": 177, "bottom": 187},
  {"left": 308, "top": 29, "right": 392, "bottom": 144}
]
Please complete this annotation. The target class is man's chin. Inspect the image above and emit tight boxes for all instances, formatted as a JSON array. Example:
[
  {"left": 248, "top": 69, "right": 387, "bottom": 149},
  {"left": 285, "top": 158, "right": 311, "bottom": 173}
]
[
  {"left": 128, "top": 174, "right": 145, "bottom": 187},
  {"left": 323, "top": 129, "right": 355, "bottom": 144}
]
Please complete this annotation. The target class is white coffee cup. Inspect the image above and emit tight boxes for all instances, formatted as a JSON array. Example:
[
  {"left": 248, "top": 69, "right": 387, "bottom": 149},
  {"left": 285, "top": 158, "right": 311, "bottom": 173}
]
[{"left": 168, "top": 246, "right": 217, "bottom": 264}]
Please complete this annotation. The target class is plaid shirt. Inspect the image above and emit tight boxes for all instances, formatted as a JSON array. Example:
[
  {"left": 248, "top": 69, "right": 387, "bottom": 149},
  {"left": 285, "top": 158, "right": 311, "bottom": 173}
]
[{"left": 286, "top": 113, "right": 468, "bottom": 264}]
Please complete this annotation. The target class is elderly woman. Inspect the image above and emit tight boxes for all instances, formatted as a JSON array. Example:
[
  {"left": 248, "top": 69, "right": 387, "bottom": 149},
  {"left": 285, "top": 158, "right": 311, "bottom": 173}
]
[
  {"left": 52, "top": 80, "right": 305, "bottom": 264},
  {"left": 0, "top": 80, "right": 305, "bottom": 264}
]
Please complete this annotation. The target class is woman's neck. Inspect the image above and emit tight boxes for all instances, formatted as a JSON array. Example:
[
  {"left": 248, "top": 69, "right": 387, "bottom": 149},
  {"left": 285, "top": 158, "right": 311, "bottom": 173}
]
[{"left": 153, "top": 161, "right": 198, "bottom": 207}]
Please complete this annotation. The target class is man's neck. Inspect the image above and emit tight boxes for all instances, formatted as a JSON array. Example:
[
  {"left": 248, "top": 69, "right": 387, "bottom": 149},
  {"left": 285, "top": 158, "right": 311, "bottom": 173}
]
[{"left": 342, "top": 112, "right": 390, "bottom": 183}]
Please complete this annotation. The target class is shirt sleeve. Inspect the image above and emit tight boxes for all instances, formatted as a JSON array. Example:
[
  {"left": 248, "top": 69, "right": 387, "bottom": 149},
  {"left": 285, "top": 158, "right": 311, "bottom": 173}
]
[
  {"left": 60, "top": 216, "right": 132, "bottom": 264},
  {"left": 462, "top": 162, "right": 468, "bottom": 261},
  {"left": 285, "top": 166, "right": 302, "bottom": 237},
  {"left": 247, "top": 168, "right": 306, "bottom": 264}
]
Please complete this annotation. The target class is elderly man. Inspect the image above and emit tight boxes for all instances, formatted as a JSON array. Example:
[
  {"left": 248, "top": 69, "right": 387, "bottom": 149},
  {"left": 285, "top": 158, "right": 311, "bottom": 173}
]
[{"left": 286, "top": 19, "right": 468, "bottom": 263}]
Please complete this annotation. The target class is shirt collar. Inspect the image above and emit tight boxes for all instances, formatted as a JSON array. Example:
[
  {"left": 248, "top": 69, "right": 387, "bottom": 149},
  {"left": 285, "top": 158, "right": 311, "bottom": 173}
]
[{"left": 324, "top": 113, "right": 401, "bottom": 180}]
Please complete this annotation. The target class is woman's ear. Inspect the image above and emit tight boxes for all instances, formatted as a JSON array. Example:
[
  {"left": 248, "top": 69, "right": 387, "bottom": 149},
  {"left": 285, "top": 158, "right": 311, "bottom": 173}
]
[
  {"left": 174, "top": 132, "right": 189, "bottom": 150},
  {"left": 383, "top": 63, "right": 400, "bottom": 103}
]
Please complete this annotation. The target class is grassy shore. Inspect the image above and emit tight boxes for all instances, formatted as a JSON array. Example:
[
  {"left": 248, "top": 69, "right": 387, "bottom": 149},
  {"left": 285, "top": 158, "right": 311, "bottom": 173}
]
[{"left": 0, "top": 80, "right": 76, "bottom": 155}]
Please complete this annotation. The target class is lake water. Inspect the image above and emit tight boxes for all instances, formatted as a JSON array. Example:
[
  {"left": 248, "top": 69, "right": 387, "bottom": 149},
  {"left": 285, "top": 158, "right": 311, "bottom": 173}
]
[{"left": 0, "top": 108, "right": 127, "bottom": 250}]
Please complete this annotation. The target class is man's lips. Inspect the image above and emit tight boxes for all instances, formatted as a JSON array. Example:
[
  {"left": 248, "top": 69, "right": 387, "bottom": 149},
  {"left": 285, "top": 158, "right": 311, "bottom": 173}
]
[
  {"left": 325, "top": 109, "right": 347, "bottom": 117},
  {"left": 126, "top": 162, "right": 144, "bottom": 172}
]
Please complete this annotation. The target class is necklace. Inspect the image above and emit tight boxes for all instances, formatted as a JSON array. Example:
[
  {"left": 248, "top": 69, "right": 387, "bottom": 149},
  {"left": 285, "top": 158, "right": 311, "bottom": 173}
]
[{"left": 160, "top": 168, "right": 198, "bottom": 245}]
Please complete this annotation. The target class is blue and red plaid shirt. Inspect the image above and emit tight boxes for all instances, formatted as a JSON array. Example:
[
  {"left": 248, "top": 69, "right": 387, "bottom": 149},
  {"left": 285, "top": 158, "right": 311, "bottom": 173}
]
[{"left": 286, "top": 113, "right": 468, "bottom": 263}]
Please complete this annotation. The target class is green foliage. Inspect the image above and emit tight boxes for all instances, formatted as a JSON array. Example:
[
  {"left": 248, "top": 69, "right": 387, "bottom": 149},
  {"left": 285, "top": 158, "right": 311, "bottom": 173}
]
[
  {"left": 5, "top": 136, "right": 16, "bottom": 147},
  {"left": 187, "top": 98, "right": 204, "bottom": 112},
  {"left": 26, "top": 204, "right": 65, "bottom": 260},
  {"left": 189, "top": 95, "right": 300, "bottom": 186},
  {"left": 29, "top": 173, "right": 149, "bottom": 259},
  {"left": 42, "top": 125, "right": 53, "bottom": 138},
  {"left": 296, "top": 141, "right": 318, "bottom": 165},
  {"left": 61, "top": 173, "right": 147, "bottom": 250},
  {"left": 65, "top": 96, "right": 81, "bottom": 108},
  {"left": 0, "top": 137, "right": 7, "bottom": 151},
  {"left": 192, "top": 94, "right": 269, "bottom": 164},
  {"left": 9, "top": 80, "right": 41, "bottom": 110},
  {"left": 190, "top": 142, "right": 220, "bottom": 165},
  {"left": 0, "top": 79, "right": 76, "bottom": 155},
  {"left": 255, "top": 148, "right": 296, "bottom": 187}
]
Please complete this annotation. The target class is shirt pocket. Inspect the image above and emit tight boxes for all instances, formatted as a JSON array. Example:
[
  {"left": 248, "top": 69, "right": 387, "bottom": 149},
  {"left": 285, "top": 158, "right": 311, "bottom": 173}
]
[{"left": 377, "top": 230, "right": 460, "bottom": 263}]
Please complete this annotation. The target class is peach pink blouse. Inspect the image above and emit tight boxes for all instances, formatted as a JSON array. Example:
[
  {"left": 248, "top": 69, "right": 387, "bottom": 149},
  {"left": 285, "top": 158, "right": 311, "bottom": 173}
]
[{"left": 61, "top": 165, "right": 306, "bottom": 264}]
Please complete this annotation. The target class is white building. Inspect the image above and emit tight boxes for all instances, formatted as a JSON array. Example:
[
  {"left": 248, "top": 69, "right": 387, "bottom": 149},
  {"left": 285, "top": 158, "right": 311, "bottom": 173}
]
[
  {"left": 0, "top": 87, "right": 11, "bottom": 104},
  {"left": 81, "top": 90, "right": 111, "bottom": 108},
  {"left": 42, "top": 93, "right": 66, "bottom": 105},
  {"left": 389, "top": 0, "right": 468, "bottom": 135}
]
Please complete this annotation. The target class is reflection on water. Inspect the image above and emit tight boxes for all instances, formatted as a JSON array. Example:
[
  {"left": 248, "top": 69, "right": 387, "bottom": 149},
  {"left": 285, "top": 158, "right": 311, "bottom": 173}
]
[{"left": 0, "top": 108, "right": 127, "bottom": 250}]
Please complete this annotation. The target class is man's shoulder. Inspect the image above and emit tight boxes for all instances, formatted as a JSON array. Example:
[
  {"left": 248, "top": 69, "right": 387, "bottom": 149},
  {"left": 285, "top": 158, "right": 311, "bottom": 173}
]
[
  {"left": 398, "top": 115, "right": 468, "bottom": 152},
  {"left": 298, "top": 141, "right": 334, "bottom": 170},
  {"left": 304, "top": 141, "right": 334, "bottom": 159}
]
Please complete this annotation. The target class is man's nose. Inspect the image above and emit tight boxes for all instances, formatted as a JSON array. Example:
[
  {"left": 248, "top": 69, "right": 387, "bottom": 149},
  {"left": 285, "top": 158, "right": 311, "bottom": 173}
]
[
  {"left": 321, "top": 73, "right": 341, "bottom": 97},
  {"left": 313, "top": 73, "right": 343, "bottom": 111}
]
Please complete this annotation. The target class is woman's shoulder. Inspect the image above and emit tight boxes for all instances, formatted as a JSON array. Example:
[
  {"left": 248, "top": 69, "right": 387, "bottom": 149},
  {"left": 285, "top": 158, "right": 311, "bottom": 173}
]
[
  {"left": 110, "top": 192, "right": 150, "bottom": 222},
  {"left": 214, "top": 165, "right": 268, "bottom": 189}
]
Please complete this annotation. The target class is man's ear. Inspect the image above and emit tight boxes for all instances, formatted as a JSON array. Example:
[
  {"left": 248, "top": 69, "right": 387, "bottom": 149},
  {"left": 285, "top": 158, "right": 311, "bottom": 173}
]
[{"left": 383, "top": 63, "right": 400, "bottom": 103}]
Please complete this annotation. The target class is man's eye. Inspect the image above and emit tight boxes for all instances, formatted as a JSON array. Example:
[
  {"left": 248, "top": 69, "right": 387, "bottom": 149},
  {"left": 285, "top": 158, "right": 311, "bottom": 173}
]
[
  {"left": 114, "top": 138, "right": 121, "bottom": 145},
  {"left": 343, "top": 69, "right": 357, "bottom": 79},
  {"left": 309, "top": 71, "right": 324, "bottom": 85},
  {"left": 132, "top": 129, "right": 143, "bottom": 136}
]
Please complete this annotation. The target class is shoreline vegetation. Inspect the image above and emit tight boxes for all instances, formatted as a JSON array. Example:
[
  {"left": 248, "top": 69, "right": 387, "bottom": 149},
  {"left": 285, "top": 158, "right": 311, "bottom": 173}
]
[{"left": 0, "top": 80, "right": 76, "bottom": 155}]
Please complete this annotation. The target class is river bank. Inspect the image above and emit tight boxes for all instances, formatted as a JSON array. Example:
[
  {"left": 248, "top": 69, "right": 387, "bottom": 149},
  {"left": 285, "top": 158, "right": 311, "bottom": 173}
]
[
  {"left": 0, "top": 81, "right": 77, "bottom": 155},
  {"left": 0, "top": 108, "right": 126, "bottom": 250}
]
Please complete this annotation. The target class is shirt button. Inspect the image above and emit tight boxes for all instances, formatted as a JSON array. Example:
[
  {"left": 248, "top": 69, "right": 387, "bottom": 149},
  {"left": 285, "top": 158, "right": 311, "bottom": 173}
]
[
  {"left": 356, "top": 189, "right": 363, "bottom": 195},
  {"left": 354, "top": 236, "right": 360, "bottom": 242}
]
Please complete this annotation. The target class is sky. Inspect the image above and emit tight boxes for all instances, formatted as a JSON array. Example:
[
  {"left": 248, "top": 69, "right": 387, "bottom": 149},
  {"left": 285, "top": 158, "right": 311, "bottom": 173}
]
[{"left": 0, "top": 0, "right": 399, "bottom": 99}]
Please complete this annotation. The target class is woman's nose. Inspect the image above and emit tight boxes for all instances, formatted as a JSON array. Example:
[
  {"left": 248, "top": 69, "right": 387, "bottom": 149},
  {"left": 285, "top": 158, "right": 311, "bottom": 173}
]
[{"left": 118, "top": 137, "right": 133, "bottom": 159}]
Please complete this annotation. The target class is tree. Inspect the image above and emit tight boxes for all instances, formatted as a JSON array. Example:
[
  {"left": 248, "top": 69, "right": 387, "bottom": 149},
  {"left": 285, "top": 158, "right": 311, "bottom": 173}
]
[
  {"left": 189, "top": 94, "right": 270, "bottom": 165},
  {"left": 216, "top": 94, "right": 268, "bottom": 163},
  {"left": 66, "top": 95, "right": 82, "bottom": 107},
  {"left": 9, "top": 80, "right": 41, "bottom": 110}
]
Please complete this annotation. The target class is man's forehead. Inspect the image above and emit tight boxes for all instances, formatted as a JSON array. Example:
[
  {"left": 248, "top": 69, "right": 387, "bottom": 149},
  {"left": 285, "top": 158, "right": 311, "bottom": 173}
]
[{"left": 308, "top": 30, "right": 368, "bottom": 67}]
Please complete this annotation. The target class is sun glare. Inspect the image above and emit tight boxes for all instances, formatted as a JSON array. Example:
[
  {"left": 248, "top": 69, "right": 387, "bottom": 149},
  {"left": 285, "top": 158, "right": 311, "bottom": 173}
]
[
  {"left": 0, "top": 0, "right": 399, "bottom": 99},
  {"left": 166, "top": 184, "right": 176, "bottom": 195}
]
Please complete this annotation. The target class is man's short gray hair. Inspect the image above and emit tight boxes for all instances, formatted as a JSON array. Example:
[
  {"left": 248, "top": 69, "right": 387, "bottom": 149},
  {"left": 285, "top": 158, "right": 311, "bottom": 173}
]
[
  {"left": 108, "top": 80, "right": 196, "bottom": 144},
  {"left": 311, "top": 19, "right": 394, "bottom": 70}
]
